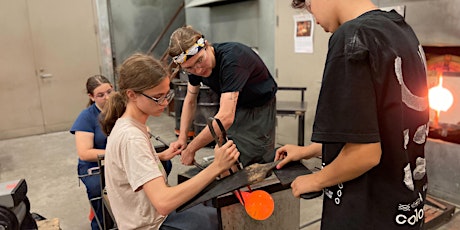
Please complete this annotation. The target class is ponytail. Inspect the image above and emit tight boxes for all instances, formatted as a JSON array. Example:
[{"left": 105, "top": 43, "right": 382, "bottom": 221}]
[
  {"left": 99, "top": 53, "right": 168, "bottom": 135},
  {"left": 99, "top": 92, "right": 126, "bottom": 136}
]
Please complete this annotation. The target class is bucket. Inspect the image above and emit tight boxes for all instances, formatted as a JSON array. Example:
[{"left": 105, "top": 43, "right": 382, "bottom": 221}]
[{"left": 193, "top": 86, "right": 220, "bottom": 136}]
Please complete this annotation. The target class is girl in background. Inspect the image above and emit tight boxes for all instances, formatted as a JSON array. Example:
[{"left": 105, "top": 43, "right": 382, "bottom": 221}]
[{"left": 70, "top": 75, "right": 113, "bottom": 229}]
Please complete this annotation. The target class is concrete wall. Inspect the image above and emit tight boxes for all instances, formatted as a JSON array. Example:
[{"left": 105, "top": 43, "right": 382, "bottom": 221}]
[
  {"left": 109, "top": 0, "right": 185, "bottom": 72},
  {"left": 182, "top": 0, "right": 460, "bottom": 146},
  {"left": 274, "top": 1, "right": 329, "bottom": 146},
  {"left": 184, "top": 0, "right": 275, "bottom": 75},
  {"left": 376, "top": 0, "right": 460, "bottom": 46}
]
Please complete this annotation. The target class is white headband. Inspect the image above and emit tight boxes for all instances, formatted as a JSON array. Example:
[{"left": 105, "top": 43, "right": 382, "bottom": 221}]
[{"left": 172, "top": 37, "right": 205, "bottom": 64}]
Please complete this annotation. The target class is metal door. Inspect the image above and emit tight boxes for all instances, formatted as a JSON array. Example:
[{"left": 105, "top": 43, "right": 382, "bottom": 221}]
[
  {"left": 0, "top": 0, "right": 45, "bottom": 139},
  {"left": 0, "top": 0, "right": 101, "bottom": 139},
  {"left": 27, "top": 0, "right": 100, "bottom": 133}
]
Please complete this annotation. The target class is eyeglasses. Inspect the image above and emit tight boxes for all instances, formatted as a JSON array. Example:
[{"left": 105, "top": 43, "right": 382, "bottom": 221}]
[
  {"left": 95, "top": 89, "right": 113, "bottom": 98},
  {"left": 180, "top": 48, "right": 207, "bottom": 74},
  {"left": 141, "top": 89, "right": 175, "bottom": 105}
]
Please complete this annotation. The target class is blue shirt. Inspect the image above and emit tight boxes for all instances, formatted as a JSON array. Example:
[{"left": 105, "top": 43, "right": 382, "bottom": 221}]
[{"left": 70, "top": 103, "right": 107, "bottom": 169}]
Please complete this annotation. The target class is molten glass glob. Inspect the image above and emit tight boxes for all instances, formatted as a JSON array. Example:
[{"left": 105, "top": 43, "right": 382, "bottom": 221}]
[{"left": 244, "top": 190, "right": 275, "bottom": 220}]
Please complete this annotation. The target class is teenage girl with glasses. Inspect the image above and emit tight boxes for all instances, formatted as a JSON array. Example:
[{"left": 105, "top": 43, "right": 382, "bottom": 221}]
[{"left": 99, "top": 53, "right": 239, "bottom": 229}]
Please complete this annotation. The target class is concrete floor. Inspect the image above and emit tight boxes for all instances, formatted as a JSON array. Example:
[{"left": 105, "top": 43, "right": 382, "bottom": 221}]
[{"left": 0, "top": 113, "right": 458, "bottom": 229}]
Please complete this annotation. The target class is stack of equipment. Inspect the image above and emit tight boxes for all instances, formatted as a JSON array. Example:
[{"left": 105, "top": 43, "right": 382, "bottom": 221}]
[{"left": 0, "top": 179, "right": 37, "bottom": 229}]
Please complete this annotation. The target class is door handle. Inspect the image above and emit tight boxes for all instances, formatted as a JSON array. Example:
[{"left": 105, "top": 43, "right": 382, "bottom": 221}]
[{"left": 40, "top": 73, "right": 53, "bottom": 78}]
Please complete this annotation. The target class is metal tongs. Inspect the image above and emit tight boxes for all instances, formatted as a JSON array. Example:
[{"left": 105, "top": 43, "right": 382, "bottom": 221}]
[
  {"left": 207, "top": 117, "right": 247, "bottom": 203},
  {"left": 207, "top": 117, "right": 228, "bottom": 148},
  {"left": 206, "top": 117, "right": 243, "bottom": 170},
  {"left": 206, "top": 117, "right": 323, "bottom": 200}
]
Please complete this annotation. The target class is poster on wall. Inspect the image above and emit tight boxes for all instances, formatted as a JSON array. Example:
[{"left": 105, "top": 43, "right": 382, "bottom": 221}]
[{"left": 293, "top": 13, "right": 314, "bottom": 53}]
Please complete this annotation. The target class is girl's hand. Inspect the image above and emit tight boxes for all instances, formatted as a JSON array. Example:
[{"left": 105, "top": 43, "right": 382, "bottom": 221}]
[
  {"left": 170, "top": 139, "right": 187, "bottom": 151},
  {"left": 158, "top": 145, "right": 181, "bottom": 161},
  {"left": 213, "top": 140, "right": 240, "bottom": 173}
]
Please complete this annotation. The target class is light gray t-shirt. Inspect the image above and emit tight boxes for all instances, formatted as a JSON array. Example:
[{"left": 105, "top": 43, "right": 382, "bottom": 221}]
[{"left": 105, "top": 117, "right": 167, "bottom": 229}]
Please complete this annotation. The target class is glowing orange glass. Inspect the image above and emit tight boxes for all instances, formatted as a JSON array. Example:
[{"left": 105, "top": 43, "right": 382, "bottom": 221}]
[{"left": 244, "top": 190, "right": 275, "bottom": 220}]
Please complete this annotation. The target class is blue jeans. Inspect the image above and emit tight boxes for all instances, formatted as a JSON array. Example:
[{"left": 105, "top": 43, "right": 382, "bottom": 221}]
[
  {"left": 160, "top": 204, "right": 218, "bottom": 230},
  {"left": 78, "top": 162, "right": 103, "bottom": 230},
  {"left": 162, "top": 160, "right": 172, "bottom": 176}
]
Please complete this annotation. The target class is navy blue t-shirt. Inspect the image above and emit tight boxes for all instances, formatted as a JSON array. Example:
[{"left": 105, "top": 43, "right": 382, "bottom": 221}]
[{"left": 70, "top": 103, "right": 107, "bottom": 168}]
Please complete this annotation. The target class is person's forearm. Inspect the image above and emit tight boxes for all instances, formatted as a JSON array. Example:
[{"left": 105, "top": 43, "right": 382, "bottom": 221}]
[
  {"left": 310, "top": 143, "right": 381, "bottom": 190},
  {"left": 149, "top": 162, "right": 223, "bottom": 215},
  {"left": 80, "top": 149, "right": 105, "bottom": 162},
  {"left": 186, "top": 126, "right": 214, "bottom": 152},
  {"left": 75, "top": 132, "right": 105, "bottom": 162},
  {"left": 301, "top": 143, "right": 322, "bottom": 159},
  {"left": 188, "top": 103, "right": 236, "bottom": 152}
]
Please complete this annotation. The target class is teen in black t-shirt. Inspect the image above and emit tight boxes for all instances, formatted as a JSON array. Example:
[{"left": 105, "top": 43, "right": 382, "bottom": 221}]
[
  {"left": 169, "top": 26, "right": 277, "bottom": 167},
  {"left": 275, "top": 1, "right": 429, "bottom": 229}
]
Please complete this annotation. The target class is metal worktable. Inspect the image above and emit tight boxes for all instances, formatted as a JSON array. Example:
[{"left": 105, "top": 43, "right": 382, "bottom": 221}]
[{"left": 276, "top": 87, "right": 308, "bottom": 146}]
